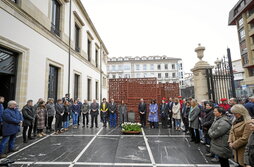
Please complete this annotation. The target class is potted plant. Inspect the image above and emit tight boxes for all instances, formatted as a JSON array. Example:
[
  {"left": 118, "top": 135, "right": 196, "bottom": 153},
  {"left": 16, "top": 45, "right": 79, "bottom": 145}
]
[{"left": 121, "top": 122, "right": 142, "bottom": 134}]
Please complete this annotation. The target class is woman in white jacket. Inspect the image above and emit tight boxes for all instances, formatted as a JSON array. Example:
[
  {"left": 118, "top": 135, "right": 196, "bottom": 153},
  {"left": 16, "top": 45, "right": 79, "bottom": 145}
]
[{"left": 172, "top": 98, "right": 181, "bottom": 131}]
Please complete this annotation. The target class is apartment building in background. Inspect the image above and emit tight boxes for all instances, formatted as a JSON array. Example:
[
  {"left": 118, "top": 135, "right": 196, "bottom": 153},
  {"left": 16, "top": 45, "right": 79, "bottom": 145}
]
[
  {"left": 229, "top": 0, "right": 254, "bottom": 96},
  {"left": 107, "top": 55, "right": 184, "bottom": 88},
  {"left": 0, "top": 0, "right": 108, "bottom": 107}
]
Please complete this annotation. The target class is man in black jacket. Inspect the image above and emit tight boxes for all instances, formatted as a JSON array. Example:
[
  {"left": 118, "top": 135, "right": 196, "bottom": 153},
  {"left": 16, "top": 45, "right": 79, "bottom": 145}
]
[
  {"left": 138, "top": 98, "right": 147, "bottom": 127},
  {"left": 160, "top": 98, "right": 169, "bottom": 128},
  {"left": 22, "top": 100, "right": 35, "bottom": 143},
  {"left": 167, "top": 97, "right": 173, "bottom": 128},
  {"left": 55, "top": 99, "right": 64, "bottom": 134},
  {"left": 108, "top": 99, "right": 117, "bottom": 128}
]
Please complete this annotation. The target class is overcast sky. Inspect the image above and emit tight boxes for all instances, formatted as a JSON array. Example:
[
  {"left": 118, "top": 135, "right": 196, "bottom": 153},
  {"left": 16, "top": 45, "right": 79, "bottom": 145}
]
[{"left": 82, "top": 0, "right": 240, "bottom": 72}]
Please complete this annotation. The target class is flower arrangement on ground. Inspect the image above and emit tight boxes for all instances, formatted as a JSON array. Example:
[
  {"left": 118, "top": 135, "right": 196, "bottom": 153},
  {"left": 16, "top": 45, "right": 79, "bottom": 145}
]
[{"left": 121, "top": 122, "right": 142, "bottom": 134}]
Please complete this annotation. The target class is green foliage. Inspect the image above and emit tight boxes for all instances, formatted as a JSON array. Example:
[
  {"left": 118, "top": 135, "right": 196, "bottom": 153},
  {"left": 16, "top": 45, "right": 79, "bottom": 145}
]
[{"left": 121, "top": 122, "right": 141, "bottom": 132}]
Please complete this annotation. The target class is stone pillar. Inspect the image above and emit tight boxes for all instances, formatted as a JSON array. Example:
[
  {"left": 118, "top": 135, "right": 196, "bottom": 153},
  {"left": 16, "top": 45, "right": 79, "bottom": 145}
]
[{"left": 191, "top": 44, "right": 213, "bottom": 103}]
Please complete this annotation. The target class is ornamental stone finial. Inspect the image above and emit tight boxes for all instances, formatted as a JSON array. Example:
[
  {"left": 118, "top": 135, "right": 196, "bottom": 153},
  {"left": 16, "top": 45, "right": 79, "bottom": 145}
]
[{"left": 195, "top": 44, "right": 205, "bottom": 61}]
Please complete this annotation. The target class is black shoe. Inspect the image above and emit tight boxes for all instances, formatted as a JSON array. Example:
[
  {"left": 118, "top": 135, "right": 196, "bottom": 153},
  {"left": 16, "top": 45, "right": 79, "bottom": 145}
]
[
  {"left": 28, "top": 137, "right": 35, "bottom": 140},
  {"left": 86, "top": 125, "right": 89, "bottom": 128},
  {"left": 23, "top": 140, "right": 28, "bottom": 143},
  {"left": 96, "top": 126, "right": 99, "bottom": 128},
  {"left": 90, "top": 126, "right": 93, "bottom": 128},
  {"left": 82, "top": 125, "right": 85, "bottom": 128}
]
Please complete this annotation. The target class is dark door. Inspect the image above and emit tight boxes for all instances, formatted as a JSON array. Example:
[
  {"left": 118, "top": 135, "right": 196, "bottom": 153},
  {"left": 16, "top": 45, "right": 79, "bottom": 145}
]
[
  {"left": 48, "top": 65, "right": 58, "bottom": 101},
  {"left": 74, "top": 74, "right": 79, "bottom": 100},
  {"left": 0, "top": 47, "right": 17, "bottom": 108}
]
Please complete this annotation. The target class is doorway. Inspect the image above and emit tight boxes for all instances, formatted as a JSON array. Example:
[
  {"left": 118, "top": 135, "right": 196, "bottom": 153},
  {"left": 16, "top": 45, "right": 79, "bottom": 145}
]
[{"left": 48, "top": 65, "right": 59, "bottom": 102}]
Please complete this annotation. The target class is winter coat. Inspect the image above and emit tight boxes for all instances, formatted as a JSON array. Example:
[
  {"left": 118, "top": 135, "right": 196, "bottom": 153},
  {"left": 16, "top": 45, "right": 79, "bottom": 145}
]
[
  {"left": 0, "top": 103, "right": 4, "bottom": 123},
  {"left": 109, "top": 102, "right": 117, "bottom": 114},
  {"left": 148, "top": 103, "right": 158, "bottom": 122},
  {"left": 91, "top": 102, "right": 99, "bottom": 116},
  {"left": 189, "top": 105, "right": 200, "bottom": 129},
  {"left": 46, "top": 103, "right": 55, "bottom": 117},
  {"left": 71, "top": 104, "right": 81, "bottom": 115},
  {"left": 36, "top": 107, "right": 46, "bottom": 130},
  {"left": 81, "top": 103, "right": 90, "bottom": 114},
  {"left": 138, "top": 102, "right": 147, "bottom": 114},
  {"left": 172, "top": 102, "right": 181, "bottom": 120},
  {"left": 63, "top": 105, "right": 70, "bottom": 122},
  {"left": 55, "top": 103, "right": 64, "bottom": 119},
  {"left": 244, "top": 132, "right": 254, "bottom": 166},
  {"left": 160, "top": 103, "right": 169, "bottom": 118},
  {"left": 118, "top": 104, "right": 127, "bottom": 124},
  {"left": 208, "top": 116, "right": 232, "bottom": 159},
  {"left": 228, "top": 117, "right": 252, "bottom": 166},
  {"left": 202, "top": 109, "right": 215, "bottom": 133},
  {"left": 244, "top": 102, "right": 254, "bottom": 118},
  {"left": 2, "top": 108, "right": 23, "bottom": 136},
  {"left": 21, "top": 105, "right": 34, "bottom": 127}
]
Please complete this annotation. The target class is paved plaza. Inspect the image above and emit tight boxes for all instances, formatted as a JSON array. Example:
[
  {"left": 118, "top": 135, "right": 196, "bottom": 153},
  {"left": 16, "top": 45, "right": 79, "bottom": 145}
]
[{"left": 4, "top": 125, "right": 223, "bottom": 167}]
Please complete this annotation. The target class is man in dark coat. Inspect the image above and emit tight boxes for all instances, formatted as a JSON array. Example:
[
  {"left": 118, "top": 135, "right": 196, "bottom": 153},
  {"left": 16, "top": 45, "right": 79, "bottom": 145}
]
[
  {"left": 167, "top": 97, "right": 174, "bottom": 128},
  {"left": 81, "top": 99, "right": 90, "bottom": 128},
  {"left": 138, "top": 98, "right": 147, "bottom": 127},
  {"left": 202, "top": 102, "right": 214, "bottom": 147},
  {"left": 22, "top": 100, "right": 35, "bottom": 143},
  {"left": 0, "top": 101, "right": 23, "bottom": 158},
  {"left": 244, "top": 96, "right": 254, "bottom": 118},
  {"left": 160, "top": 98, "right": 169, "bottom": 128},
  {"left": 55, "top": 99, "right": 64, "bottom": 134},
  {"left": 108, "top": 99, "right": 117, "bottom": 128},
  {"left": 90, "top": 99, "right": 99, "bottom": 128}
]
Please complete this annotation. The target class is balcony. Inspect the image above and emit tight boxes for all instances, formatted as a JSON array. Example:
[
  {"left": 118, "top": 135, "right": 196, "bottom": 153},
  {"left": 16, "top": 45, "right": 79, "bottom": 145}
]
[{"left": 247, "top": 12, "right": 254, "bottom": 23}]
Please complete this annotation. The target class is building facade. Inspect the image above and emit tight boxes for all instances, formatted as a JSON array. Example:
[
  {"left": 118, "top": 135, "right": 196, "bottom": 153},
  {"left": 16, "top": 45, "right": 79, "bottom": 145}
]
[
  {"left": 228, "top": 0, "right": 254, "bottom": 96},
  {"left": 232, "top": 59, "right": 247, "bottom": 97},
  {"left": 0, "top": 0, "right": 108, "bottom": 107},
  {"left": 107, "top": 55, "right": 184, "bottom": 87}
]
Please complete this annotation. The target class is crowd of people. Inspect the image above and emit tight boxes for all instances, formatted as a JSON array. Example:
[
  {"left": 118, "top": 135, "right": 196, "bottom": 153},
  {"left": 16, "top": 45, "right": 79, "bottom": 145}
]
[{"left": 0, "top": 94, "right": 254, "bottom": 167}]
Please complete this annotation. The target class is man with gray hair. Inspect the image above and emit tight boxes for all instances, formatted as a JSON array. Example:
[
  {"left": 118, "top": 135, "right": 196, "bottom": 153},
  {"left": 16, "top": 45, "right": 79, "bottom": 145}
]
[
  {"left": 0, "top": 101, "right": 23, "bottom": 158},
  {"left": 244, "top": 96, "right": 254, "bottom": 118}
]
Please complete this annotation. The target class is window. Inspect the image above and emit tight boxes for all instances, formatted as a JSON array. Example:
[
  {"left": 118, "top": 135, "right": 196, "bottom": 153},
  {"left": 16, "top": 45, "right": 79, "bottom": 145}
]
[
  {"left": 248, "top": 68, "right": 254, "bottom": 76},
  {"left": 95, "top": 81, "right": 99, "bottom": 100},
  {"left": 181, "top": 72, "right": 184, "bottom": 79},
  {"left": 165, "top": 64, "right": 168, "bottom": 70},
  {"left": 238, "top": 18, "right": 243, "bottom": 27},
  {"left": 51, "top": 0, "right": 60, "bottom": 36},
  {"left": 172, "top": 64, "right": 175, "bottom": 69},
  {"left": 10, "top": 0, "right": 18, "bottom": 3},
  {"left": 150, "top": 64, "right": 154, "bottom": 70},
  {"left": 172, "top": 73, "right": 176, "bottom": 78},
  {"left": 165, "top": 73, "right": 169, "bottom": 78},
  {"left": 242, "top": 53, "right": 249, "bottom": 65},
  {"left": 87, "top": 39, "right": 92, "bottom": 62},
  {"left": 248, "top": 7, "right": 254, "bottom": 17},
  {"left": 179, "top": 63, "right": 183, "bottom": 70},
  {"left": 240, "top": 41, "right": 247, "bottom": 52},
  {"left": 136, "top": 64, "right": 140, "bottom": 70},
  {"left": 95, "top": 48, "right": 99, "bottom": 67},
  {"left": 75, "top": 24, "right": 80, "bottom": 52},
  {"left": 157, "top": 64, "right": 161, "bottom": 70},
  {"left": 124, "top": 64, "right": 130, "bottom": 70},
  {"left": 87, "top": 78, "right": 91, "bottom": 101},
  {"left": 239, "top": 29, "right": 245, "bottom": 40},
  {"left": 74, "top": 74, "right": 80, "bottom": 100},
  {"left": 118, "top": 64, "right": 123, "bottom": 71},
  {"left": 158, "top": 73, "right": 161, "bottom": 78},
  {"left": 143, "top": 64, "right": 147, "bottom": 70},
  {"left": 112, "top": 75, "right": 116, "bottom": 79}
]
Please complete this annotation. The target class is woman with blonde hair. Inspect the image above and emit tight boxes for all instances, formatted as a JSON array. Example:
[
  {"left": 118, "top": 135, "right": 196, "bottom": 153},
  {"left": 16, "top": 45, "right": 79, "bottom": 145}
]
[
  {"left": 189, "top": 99, "right": 201, "bottom": 143},
  {"left": 172, "top": 98, "right": 181, "bottom": 131},
  {"left": 228, "top": 104, "right": 252, "bottom": 167}
]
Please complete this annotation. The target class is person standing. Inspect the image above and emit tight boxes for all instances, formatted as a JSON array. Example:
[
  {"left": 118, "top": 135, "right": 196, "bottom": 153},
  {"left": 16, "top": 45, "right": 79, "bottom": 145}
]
[
  {"left": 160, "top": 98, "right": 169, "bottom": 129},
  {"left": 118, "top": 100, "right": 127, "bottom": 126},
  {"left": 55, "top": 99, "right": 64, "bottom": 134},
  {"left": 100, "top": 98, "right": 109, "bottom": 128},
  {"left": 77, "top": 98, "right": 82, "bottom": 126},
  {"left": 202, "top": 102, "right": 215, "bottom": 146},
  {"left": 36, "top": 101, "right": 46, "bottom": 137},
  {"left": 167, "top": 97, "right": 174, "bottom": 128},
  {"left": 138, "top": 98, "right": 147, "bottom": 127},
  {"left": 189, "top": 99, "right": 201, "bottom": 143},
  {"left": 71, "top": 100, "right": 80, "bottom": 128},
  {"left": 172, "top": 98, "right": 181, "bottom": 131},
  {"left": 45, "top": 98, "right": 55, "bottom": 133},
  {"left": 0, "top": 101, "right": 23, "bottom": 159},
  {"left": 0, "top": 96, "right": 5, "bottom": 137},
  {"left": 22, "top": 100, "right": 35, "bottom": 143},
  {"left": 90, "top": 99, "right": 99, "bottom": 128},
  {"left": 208, "top": 107, "right": 232, "bottom": 167},
  {"left": 244, "top": 96, "right": 254, "bottom": 118},
  {"left": 33, "top": 98, "right": 43, "bottom": 137},
  {"left": 63, "top": 101, "right": 70, "bottom": 131},
  {"left": 244, "top": 119, "right": 254, "bottom": 167},
  {"left": 228, "top": 104, "right": 252, "bottom": 167},
  {"left": 182, "top": 101, "right": 191, "bottom": 133},
  {"left": 109, "top": 99, "right": 117, "bottom": 128},
  {"left": 81, "top": 100, "right": 90, "bottom": 128},
  {"left": 148, "top": 99, "right": 159, "bottom": 129}
]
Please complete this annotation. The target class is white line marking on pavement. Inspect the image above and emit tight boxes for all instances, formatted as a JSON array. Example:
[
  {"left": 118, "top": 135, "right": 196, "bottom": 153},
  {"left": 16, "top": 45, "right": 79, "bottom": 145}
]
[
  {"left": 68, "top": 127, "right": 103, "bottom": 167},
  {"left": 8, "top": 133, "right": 53, "bottom": 158},
  {"left": 142, "top": 128, "right": 156, "bottom": 167},
  {"left": 75, "top": 162, "right": 153, "bottom": 166}
]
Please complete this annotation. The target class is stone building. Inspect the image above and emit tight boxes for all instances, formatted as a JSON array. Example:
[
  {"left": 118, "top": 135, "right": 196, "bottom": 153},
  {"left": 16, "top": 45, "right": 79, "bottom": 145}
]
[
  {"left": 228, "top": 0, "right": 254, "bottom": 96},
  {"left": 107, "top": 55, "right": 184, "bottom": 87},
  {"left": 0, "top": 0, "right": 108, "bottom": 107}
]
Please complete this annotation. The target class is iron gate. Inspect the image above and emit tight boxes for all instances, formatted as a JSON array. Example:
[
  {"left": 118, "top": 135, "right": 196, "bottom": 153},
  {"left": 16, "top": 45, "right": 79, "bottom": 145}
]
[{"left": 206, "top": 48, "right": 236, "bottom": 104}]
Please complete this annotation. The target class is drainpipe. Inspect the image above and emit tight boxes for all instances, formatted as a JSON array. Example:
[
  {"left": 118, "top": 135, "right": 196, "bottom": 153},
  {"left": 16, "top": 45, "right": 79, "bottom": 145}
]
[{"left": 68, "top": 0, "right": 72, "bottom": 96}]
